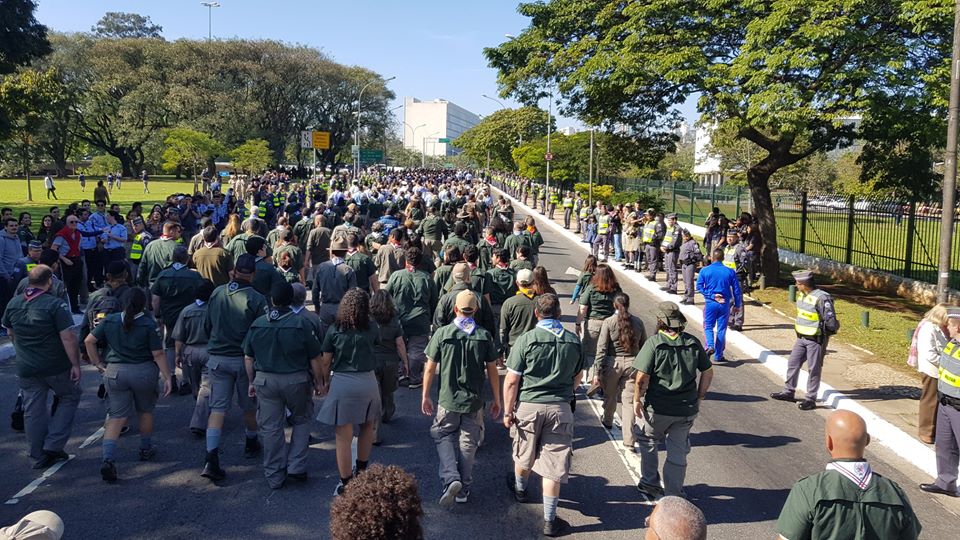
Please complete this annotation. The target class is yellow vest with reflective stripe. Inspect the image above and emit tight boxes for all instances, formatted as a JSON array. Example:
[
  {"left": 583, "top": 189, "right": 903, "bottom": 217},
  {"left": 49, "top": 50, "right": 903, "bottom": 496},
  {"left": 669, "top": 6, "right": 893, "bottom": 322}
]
[
  {"left": 723, "top": 245, "right": 738, "bottom": 270},
  {"left": 642, "top": 222, "right": 656, "bottom": 243},
  {"left": 663, "top": 227, "right": 677, "bottom": 248},
  {"left": 598, "top": 215, "right": 610, "bottom": 234},
  {"left": 550, "top": 193, "right": 559, "bottom": 204},
  {"left": 25, "top": 262, "right": 37, "bottom": 272},
  {"left": 129, "top": 234, "right": 144, "bottom": 261},
  {"left": 579, "top": 207, "right": 590, "bottom": 218},
  {"left": 562, "top": 197, "right": 573, "bottom": 208},
  {"left": 794, "top": 290, "right": 827, "bottom": 336},
  {"left": 258, "top": 206, "right": 266, "bottom": 218},
  {"left": 939, "top": 340, "right": 960, "bottom": 398}
]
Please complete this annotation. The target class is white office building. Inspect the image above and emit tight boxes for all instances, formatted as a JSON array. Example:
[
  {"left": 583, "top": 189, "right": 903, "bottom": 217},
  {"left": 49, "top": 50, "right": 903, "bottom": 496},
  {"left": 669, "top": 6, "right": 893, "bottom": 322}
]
[
  {"left": 694, "top": 123, "right": 724, "bottom": 186},
  {"left": 403, "top": 97, "right": 481, "bottom": 157}
]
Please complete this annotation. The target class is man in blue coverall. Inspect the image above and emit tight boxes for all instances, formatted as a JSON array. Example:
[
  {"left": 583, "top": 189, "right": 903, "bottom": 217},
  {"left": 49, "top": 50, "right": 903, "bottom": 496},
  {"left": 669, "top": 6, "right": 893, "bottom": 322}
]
[{"left": 696, "top": 248, "right": 742, "bottom": 363}]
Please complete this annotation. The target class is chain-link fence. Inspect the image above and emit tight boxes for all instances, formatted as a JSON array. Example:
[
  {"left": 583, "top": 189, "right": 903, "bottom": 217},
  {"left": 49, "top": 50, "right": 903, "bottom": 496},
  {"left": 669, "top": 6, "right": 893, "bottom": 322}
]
[{"left": 615, "top": 178, "right": 960, "bottom": 288}]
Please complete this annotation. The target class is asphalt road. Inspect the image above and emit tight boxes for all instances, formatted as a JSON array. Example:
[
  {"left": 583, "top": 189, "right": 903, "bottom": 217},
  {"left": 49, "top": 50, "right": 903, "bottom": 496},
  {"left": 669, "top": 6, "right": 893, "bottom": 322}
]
[{"left": 0, "top": 204, "right": 957, "bottom": 539}]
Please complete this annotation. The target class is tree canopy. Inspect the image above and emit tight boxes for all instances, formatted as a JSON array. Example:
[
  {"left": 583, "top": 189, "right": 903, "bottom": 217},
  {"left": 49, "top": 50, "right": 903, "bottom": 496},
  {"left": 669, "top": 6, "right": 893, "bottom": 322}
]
[
  {"left": 92, "top": 12, "right": 163, "bottom": 39},
  {"left": 453, "top": 107, "right": 548, "bottom": 170}
]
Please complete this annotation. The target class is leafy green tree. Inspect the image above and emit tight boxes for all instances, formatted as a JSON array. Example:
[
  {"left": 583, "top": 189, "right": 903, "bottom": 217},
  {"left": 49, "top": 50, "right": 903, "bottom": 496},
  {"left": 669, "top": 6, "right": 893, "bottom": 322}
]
[
  {"left": 231, "top": 139, "right": 272, "bottom": 175},
  {"left": 655, "top": 140, "right": 695, "bottom": 183},
  {"left": 454, "top": 107, "right": 548, "bottom": 170},
  {"left": 92, "top": 12, "right": 163, "bottom": 39},
  {"left": 162, "top": 128, "right": 223, "bottom": 192},
  {"left": 0, "top": 69, "right": 63, "bottom": 200},
  {"left": 84, "top": 154, "right": 122, "bottom": 177},
  {"left": 485, "top": 0, "right": 950, "bottom": 284},
  {"left": 0, "top": 0, "right": 50, "bottom": 138}
]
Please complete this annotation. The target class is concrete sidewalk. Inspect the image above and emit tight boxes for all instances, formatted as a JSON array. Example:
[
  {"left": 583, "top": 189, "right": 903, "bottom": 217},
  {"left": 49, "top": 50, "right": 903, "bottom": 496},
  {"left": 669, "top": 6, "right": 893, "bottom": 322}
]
[{"left": 491, "top": 184, "right": 937, "bottom": 479}]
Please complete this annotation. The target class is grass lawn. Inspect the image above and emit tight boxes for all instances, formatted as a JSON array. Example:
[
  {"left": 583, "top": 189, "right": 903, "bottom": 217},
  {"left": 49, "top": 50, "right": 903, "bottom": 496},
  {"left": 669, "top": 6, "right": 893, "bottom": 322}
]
[{"left": 0, "top": 177, "right": 199, "bottom": 223}]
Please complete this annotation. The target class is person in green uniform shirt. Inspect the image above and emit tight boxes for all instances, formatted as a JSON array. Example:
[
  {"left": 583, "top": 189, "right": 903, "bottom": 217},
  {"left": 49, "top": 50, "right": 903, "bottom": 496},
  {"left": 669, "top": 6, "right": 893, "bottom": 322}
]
[
  {"left": 386, "top": 247, "right": 438, "bottom": 389},
  {"left": 482, "top": 248, "right": 517, "bottom": 335},
  {"left": 509, "top": 245, "right": 535, "bottom": 272},
  {"left": 776, "top": 410, "right": 921, "bottom": 540},
  {"left": 633, "top": 301, "right": 712, "bottom": 501},
  {"left": 173, "top": 280, "right": 216, "bottom": 436},
  {"left": 245, "top": 236, "right": 283, "bottom": 300},
  {"left": 503, "top": 221, "right": 532, "bottom": 264},
  {"left": 200, "top": 253, "right": 269, "bottom": 482},
  {"left": 275, "top": 250, "right": 301, "bottom": 284},
  {"left": 312, "top": 233, "right": 357, "bottom": 334},
  {"left": 370, "top": 290, "right": 408, "bottom": 444},
  {"left": 345, "top": 233, "right": 378, "bottom": 293},
  {"left": 440, "top": 222, "right": 472, "bottom": 262},
  {"left": 137, "top": 221, "right": 181, "bottom": 288},
  {"left": 272, "top": 229, "right": 304, "bottom": 283},
  {"left": 243, "top": 282, "right": 323, "bottom": 490},
  {"left": 2, "top": 265, "right": 82, "bottom": 470},
  {"left": 576, "top": 264, "right": 621, "bottom": 384},
  {"left": 503, "top": 293, "right": 583, "bottom": 538},
  {"left": 151, "top": 246, "right": 205, "bottom": 395},
  {"left": 85, "top": 287, "right": 171, "bottom": 482},
  {"left": 316, "top": 289, "right": 382, "bottom": 496},
  {"left": 416, "top": 204, "right": 447, "bottom": 264},
  {"left": 433, "top": 262, "right": 496, "bottom": 338},
  {"left": 522, "top": 217, "right": 544, "bottom": 267},
  {"left": 422, "top": 290, "right": 502, "bottom": 507},
  {"left": 499, "top": 269, "right": 537, "bottom": 358}
]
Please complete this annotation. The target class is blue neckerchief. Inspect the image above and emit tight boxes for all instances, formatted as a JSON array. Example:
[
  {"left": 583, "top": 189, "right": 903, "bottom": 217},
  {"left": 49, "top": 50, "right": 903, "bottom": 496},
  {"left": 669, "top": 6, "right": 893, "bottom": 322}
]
[
  {"left": 454, "top": 316, "right": 476, "bottom": 335},
  {"left": 537, "top": 319, "right": 564, "bottom": 337}
]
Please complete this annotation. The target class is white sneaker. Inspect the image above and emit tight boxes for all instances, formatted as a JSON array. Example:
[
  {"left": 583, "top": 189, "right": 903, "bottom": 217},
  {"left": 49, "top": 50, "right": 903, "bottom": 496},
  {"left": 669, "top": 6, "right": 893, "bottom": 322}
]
[
  {"left": 333, "top": 480, "right": 346, "bottom": 496},
  {"left": 439, "top": 480, "right": 462, "bottom": 506},
  {"left": 455, "top": 489, "right": 470, "bottom": 504}
]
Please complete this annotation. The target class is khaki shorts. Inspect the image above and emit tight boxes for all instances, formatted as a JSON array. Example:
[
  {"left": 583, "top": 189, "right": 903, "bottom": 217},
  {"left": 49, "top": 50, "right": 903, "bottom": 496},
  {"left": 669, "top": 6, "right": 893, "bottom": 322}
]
[
  {"left": 104, "top": 361, "right": 159, "bottom": 419},
  {"left": 208, "top": 355, "right": 255, "bottom": 413},
  {"left": 511, "top": 401, "right": 574, "bottom": 483}
]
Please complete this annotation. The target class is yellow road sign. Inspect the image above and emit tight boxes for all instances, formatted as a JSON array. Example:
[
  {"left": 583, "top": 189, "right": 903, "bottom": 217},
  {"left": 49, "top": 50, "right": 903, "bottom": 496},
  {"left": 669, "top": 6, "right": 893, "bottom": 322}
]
[{"left": 312, "top": 131, "right": 330, "bottom": 150}]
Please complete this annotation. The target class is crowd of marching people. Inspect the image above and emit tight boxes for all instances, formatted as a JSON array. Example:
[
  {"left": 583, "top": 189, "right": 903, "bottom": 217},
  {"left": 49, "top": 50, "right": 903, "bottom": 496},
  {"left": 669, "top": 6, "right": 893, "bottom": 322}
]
[{"left": 0, "top": 167, "right": 932, "bottom": 539}]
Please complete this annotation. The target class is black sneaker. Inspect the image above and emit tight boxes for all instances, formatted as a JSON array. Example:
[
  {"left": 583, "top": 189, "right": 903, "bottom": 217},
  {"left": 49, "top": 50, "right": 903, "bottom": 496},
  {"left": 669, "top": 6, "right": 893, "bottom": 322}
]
[
  {"left": 637, "top": 481, "right": 665, "bottom": 499},
  {"left": 97, "top": 383, "right": 107, "bottom": 400},
  {"left": 543, "top": 516, "right": 569, "bottom": 537},
  {"left": 287, "top": 471, "right": 308, "bottom": 482},
  {"left": 32, "top": 450, "right": 69, "bottom": 469},
  {"left": 408, "top": 380, "right": 423, "bottom": 389},
  {"left": 244, "top": 436, "right": 262, "bottom": 458},
  {"left": 506, "top": 474, "right": 529, "bottom": 503},
  {"left": 190, "top": 428, "right": 205, "bottom": 438},
  {"left": 201, "top": 450, "right": 225, "bottom": 482},
  {"left": 455, "top": 488, "right": 470, "bottom": 504},
  {"left": 100, "top": 459, "right": 118, "bottom": 483},
  {"left": 798, "top": 400, "right": 816, "bottom": 411},
  {"left": 139, "top": 447, "right": 157, "bottom": 461},
  {"left": 398, "top": 376, "right": 410, "bottom": 387},
  {"left": 769, "top": 391, "right": 796, "bottom": 402},
  {"left": 439, "top": 480, "right": 462, "bottom": 507},
  {"left": 333, "top": 480, "right": 346, "bottom": 496}
]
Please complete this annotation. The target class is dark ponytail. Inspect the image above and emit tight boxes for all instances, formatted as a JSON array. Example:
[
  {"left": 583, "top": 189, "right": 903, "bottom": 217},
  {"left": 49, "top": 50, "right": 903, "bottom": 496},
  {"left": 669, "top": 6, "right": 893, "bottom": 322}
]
[
  {"left": 614, "top": 292, "right": 639, "bottom": 353},
  {"left": 123, "top": 288, "right": 147, "bottom": 333}
]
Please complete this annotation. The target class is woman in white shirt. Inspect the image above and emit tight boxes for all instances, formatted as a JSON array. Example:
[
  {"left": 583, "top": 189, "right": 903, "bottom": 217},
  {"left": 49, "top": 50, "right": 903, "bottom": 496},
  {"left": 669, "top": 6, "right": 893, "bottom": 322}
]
[{"left": 910, "top": 303, "right": 949, "bottom": 444}]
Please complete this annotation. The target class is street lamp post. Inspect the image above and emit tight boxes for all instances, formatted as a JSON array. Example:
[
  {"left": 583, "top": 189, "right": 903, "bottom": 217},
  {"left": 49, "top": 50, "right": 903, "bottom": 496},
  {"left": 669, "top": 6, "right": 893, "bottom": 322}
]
[
  {"left": 939, "top": 0, "right": 960, "bottom": 302},
  {"left": 356, "top": 75, "right": 396, "bottom": 178},
  {"left": 544, "top": 91, "right": 552, "bottom": 212},
  {"left": 423, "top": 132, "right": 439, "bottom": 169},
  {"left": 200, "top": 2, "right": 220, "bottom": 41},
  {"left": 481, "top": 94, "right": 507, "bottom": 173},
  {"left": 403, "top": 122, "right": 426, "bottom": 168}
]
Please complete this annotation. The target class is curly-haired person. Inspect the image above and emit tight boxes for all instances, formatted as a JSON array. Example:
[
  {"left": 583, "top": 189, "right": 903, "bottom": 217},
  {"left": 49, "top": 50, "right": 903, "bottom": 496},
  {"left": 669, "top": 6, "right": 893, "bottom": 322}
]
[{"left": 330, "top": 464, "right": 423, "bottom": 540}]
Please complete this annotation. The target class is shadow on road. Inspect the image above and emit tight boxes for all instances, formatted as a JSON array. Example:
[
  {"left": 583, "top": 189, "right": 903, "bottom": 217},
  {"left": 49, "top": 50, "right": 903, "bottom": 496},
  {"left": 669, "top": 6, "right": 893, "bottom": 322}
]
[{"left": 690, "top": 430, "right": 801, "bottom": 449}]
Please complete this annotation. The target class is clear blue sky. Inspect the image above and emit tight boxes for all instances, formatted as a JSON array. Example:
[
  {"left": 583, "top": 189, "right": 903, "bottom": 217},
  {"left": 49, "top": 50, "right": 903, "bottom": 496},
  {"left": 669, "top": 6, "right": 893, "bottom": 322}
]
[{"left": 34, "top": 0, "right": 698, "bottom": 131}]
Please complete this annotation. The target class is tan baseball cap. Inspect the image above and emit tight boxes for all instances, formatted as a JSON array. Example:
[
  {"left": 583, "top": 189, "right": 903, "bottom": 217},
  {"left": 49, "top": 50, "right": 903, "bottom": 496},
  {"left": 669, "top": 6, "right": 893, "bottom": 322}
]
[
  {"left": 455, "top": 290, "right": 478, "bottom": 315},
  {"left": 452, "top": 262, "right": 472, "bottom": 284}
]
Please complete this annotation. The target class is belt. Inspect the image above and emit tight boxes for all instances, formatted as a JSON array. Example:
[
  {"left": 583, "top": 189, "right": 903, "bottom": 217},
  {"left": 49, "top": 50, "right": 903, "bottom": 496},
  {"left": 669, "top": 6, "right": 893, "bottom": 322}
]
[{"left": 940, "top": 394, "right": 960, "bottom": 411}]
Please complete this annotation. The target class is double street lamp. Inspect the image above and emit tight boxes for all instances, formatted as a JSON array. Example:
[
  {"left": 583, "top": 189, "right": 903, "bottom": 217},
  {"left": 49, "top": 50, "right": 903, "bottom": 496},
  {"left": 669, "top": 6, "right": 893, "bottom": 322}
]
[
  {"left": 200, "top": 2, "right": 220, "bottom": 41},
  {"left": 356, "top": 75, "right": 396, "bottom": 177}
]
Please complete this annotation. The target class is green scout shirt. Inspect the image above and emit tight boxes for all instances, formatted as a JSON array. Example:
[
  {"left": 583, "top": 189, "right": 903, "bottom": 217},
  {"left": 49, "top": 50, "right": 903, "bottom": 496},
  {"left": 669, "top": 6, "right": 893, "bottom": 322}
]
[
  {"left": 441, "top": 235, "right": 471, "bottom": 259},
  {"left": 386, "top": 268, "right": 438, "bottom": 337},
  {"left": 484, "top": 266, "right": 517, "bottom": 305},
  {"left": 503, "top": 233, "right": 532, "bottom": 261},
  {"left": 252, "top": 258, "right": 284, "bottom": 298},
  {"left": 500, "top": 291, "right": 537, "bottom": 347},
  {"left": 172, "top": 301, "right": 210, "bottom": 346},
  {"left": 579, "top": 284, "right": 619, "bottom": 320},
  {"left": 433, "top": 284, "right": 497, "bottom": 340},
  {"left": 345, "top": 250, "right": 377, "bottom": 292},
  {"left": 507, "top": 324, "right": 583, "bottom": 403},
  {"left": 775, "top": 464, "right": 921, "bottom": 540},
  {"left": 321, "top": 323, "right": 381, "bottom": 373},
  {"left": 293, "top": 217, "right": 313, "bottom": 254},
  {"left": 150, "top": 264, "right": 205, "bottom": 327},
  {"left": 91, "top": 312, "right": 163, "bottom": 364},
  {"left": 417, "top": 215, "right": 447, "bottom": 241},
  {"left": 2, "top": 292, "right": 74, "bottom": 378},
  {"left": 278, "top": 266, "right": 300, "bottom": 284},
  {"left": 434, "top": 264, "right": 454, "bottom": 296},
  {"left": 524, "top": 229, "right": 544, "bottom": 255},
  {"left": 274, "top": 244, "right": 304, "bottom": 274},
  {"left": 374, "top": 316, "right": 404, "bottom": 368},
  {"left": 426, "top": 323, "right": 499, "bottom": 413},
  {"left": 509, "top": 259, "right": 534, "bottom": 272},
  {"left": 633, "top": 331, "right": 710, "bottom": 417},
  {"left": 243, "top": 309, "right": 322, "bottom": 374},
  {"left": 205, "top": 281, "right": 269, "bottom": 356},
  {"left": 137, "top": 237, "right": 179, "bottom": 287}
]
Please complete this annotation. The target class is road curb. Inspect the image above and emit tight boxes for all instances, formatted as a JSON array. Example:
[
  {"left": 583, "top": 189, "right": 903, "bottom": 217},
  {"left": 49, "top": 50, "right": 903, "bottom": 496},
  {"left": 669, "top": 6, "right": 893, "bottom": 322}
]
[{"left": 491, "top": 185, "right": 937, "bottom": 479}]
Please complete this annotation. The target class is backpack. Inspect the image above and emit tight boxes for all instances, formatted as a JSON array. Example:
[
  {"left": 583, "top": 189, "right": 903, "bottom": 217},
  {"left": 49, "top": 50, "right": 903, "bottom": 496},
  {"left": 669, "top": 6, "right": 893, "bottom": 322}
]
[{"left": 87, "top": 285, "right": 130, "bottom": 330}]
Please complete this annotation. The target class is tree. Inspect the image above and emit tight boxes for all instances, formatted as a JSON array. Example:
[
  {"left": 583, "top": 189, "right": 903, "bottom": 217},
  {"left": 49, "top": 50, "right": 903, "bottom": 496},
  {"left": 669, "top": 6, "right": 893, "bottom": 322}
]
[
  {"left": 0, "top": 69, "right": 62, "bottom": 200},
  {"left": 92, "top": 12, "right": 163, "bottom": 39},
  {"left": 162, "top": 128, "right": 223, "bottom": 192},
  {"left": 453, "top": 107, "right": 548, "bottom": 170},
  {"left": 0, "top": 0, "right": 50, "bottom": 138},
  {"left": 231, "top": 139, "right": 272, "bottom": 175},
  {"left": 485, "top": 0, "right": 950, "bottom": 284},
  {"left": 655, "top": 140, "right": 695, "bottom": 183},
  {"left": 84, "top": 154, "right": 122, "bottom": 177}
]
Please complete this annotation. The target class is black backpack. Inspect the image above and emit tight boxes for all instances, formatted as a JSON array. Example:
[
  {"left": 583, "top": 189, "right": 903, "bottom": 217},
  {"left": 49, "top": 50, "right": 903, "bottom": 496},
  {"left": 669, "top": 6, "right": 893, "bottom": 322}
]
[{"left": 87, "top": 285, "right": 130, "bottom": 330}]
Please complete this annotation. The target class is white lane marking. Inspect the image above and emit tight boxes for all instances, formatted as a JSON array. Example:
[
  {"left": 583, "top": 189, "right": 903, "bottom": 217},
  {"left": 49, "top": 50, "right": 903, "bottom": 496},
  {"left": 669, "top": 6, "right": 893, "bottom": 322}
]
[
  {"left": 79, "top": 427, "right": 106, "bottom": 449},
  {"left": 581, "top": 394, "right": 640, "bottom": 484},
  {"left": 566, "top": 266, "right": 581, "bottom": 277},
  {"left": 5, "top": 455, "right": 75, "bottom": 505}
]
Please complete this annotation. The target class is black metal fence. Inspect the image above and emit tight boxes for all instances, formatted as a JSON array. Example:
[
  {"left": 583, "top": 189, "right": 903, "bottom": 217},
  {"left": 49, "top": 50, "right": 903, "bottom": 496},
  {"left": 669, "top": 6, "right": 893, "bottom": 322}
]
[{"left": 616, "top": 178, "right": 960, "bottom": 288}]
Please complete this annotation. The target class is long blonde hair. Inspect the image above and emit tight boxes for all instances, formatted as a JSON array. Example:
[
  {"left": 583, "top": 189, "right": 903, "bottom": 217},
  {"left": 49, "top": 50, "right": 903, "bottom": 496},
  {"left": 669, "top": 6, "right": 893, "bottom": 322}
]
[{"left": 924, "top": 303, "right": 950, "bottom": 328}]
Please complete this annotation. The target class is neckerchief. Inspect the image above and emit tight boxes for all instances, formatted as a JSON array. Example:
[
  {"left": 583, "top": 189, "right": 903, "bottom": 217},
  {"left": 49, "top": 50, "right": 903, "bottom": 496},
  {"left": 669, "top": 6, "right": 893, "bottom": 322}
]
[
  {"left": 195, "top": 300, "right": 206, "bottom": 307},
  {"left": 291, "top": 305, "right": 305, "bottom": 314},
  {"left": 495, "top": 263, "right": 508, "bottom": 269},
  {"left": 330, "top": 256, "right": 344, "bottom": 266},
  {"left": 826, "top": 460, "right": 873, "bottom": 490},
  {"left": 24, "top": 287, "right": 46, "bottom": 301},
  {"left": 405, "top": 263, "right": 417, "bottom": 272},
  {"left": 659, "top": 330, "right": 680, "bottom": 340},
  {"left": 454, "top": 316, "right": 477, "bottom": 335},
  {"left": 536, "top": 319, "right": 564, "bottom": 337},
  {"left": 517, "top": 287, "right": 535, "bottom": 299},
  {"left": 513, "top": 230, "right": 522, "bottom": 236},
  {"left": 526, "top": 226, "right": 537, "bottom": 234},
  {"left": 484, "top": 236, "right": 497, "bottom": 246},
  {"left": 172, "top": 263, "right": 186, "bottom": 271}
]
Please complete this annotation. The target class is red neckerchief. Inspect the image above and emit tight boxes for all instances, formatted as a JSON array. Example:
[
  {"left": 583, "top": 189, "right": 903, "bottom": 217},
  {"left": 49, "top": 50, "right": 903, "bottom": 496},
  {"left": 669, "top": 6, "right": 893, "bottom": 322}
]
[
  {"left": 495, "top": 263, "right": 508, "bottom": 269},
  {"left": 526, "top": 226, "right": 536, "bottom": 234},
  {"left": 485, "top": 235, "right": 497, "bottom": 246}
]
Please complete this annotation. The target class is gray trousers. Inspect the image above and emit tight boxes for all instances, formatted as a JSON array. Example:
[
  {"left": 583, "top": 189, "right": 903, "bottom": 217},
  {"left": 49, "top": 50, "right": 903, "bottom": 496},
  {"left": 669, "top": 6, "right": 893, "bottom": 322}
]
[
  {"left": 681, "top": 264, "right": 696, "bottom": 301},
  {"left": 582, "top": 319, "right": 604, "bottom": 380},
  {"left": 784, "top": 336, "right": 827, "bottom": 398},
  {"left": 563, "top": 208, "right": 572, "bottom": 228},
  {"left": 636, "top": 410, "right": 696, "bottom": 497},
  {"left": 664, "top": 251, "right": 679, "bottom": 292},
  {"left": 20, "top": 371, "right": 82, "bottom": 459},
  {"left": 430, "top": 406, "right": 483, "bottom": 489},
  {"left": 254, "top": 371, "right": 312, "bottom": 488},
  {"left": 601, "top": 356, "right": 637, "bottom": 446},
  {"left": 183, "top": 345, "right": 211, "bottom": 431},
  {"left": 935, "top": 402, "right": 960, "bottom": 491},
  {"left": 644, "top": 245, "right": 659, "bottom": 279}
]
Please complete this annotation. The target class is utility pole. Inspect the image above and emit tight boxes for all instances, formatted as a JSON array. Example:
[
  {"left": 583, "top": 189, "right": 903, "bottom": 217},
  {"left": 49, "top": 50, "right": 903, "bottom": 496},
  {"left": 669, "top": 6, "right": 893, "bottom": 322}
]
[
  {"left": 939, "top": 0, "right": 960, "bottom": 303},
  {"left": 544, "top": 91, "right": 552, "bottom": 212},
  {"left": 588, "top": 128, "right": 594, "bottom": 208}
]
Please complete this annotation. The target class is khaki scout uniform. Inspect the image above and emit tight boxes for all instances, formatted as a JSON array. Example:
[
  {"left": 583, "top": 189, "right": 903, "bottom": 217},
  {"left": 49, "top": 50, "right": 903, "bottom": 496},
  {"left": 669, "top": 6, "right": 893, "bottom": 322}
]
[
  {"left": 91, "top": 312, "right": 164, "bottom": 420},
  {"left": 243, "top": 308, "right": 322, "bottom": 488}
]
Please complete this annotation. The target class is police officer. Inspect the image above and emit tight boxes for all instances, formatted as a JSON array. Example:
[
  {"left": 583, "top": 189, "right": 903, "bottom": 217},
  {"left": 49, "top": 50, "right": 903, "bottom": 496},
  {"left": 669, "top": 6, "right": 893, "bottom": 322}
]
[
  {"left": 678, "top": 229, "right": 703, "bottom": 305},
  {"left": 660, "top": 214, "right": 682, "bottom": 295},
  {"left": 127, "top": 217, "right": 151, "bottom": 281},
  {"left": 778, "top": 410, "right": 921, "bottom": 538},
  {"left": 422, "top": 290, "right": 502, "bottom": 506},
  {"left": 770, "top": 270, "right": 839, "bottom": 410},
  {"left": 173, "top": 280, "right": 216, "bottom": 436},
  {"left": 561, "top": 192, "right": 575, "bottom": 229},
  {"left": 722, "top": 228, "right": 748, "bottom": 331},
  {"left": 548, "top": 189, "right": 559, "bottom": 220},
  {"left": 503, "top": 293, "right": 583, "bottom": 537},
  {"left": 633, "top": 301, "right": 713, "bottom": 501},
  {"left": 642, "top": 211, "right": 665, "bottom": 280},
  {"left": 84, "top": 287, "right": 171, "bottom": 482},
  {"left": 312, "top": 233, "right": 357, "bottom": 335},
  {"left": 2, "top": 265, "right": 82, "bottom": 469},
  {"left": 921, "top": 307, "right": 960, "bottom": 497},
  {"left": 201, "top": 253, "right": 268, "bottom": 482},
  {"left": 595, "top": 206, "right": 612, "bottom": 262},
  {"left": 243, "top": 282, "right": 323, "bottom": 489},
  {"left": 577, "top": 201, "right": 590, "bottom": 236},
  {"left": 151, "top": 246, "right": 205, "bottom": 394},
  {"left": 14, "top": 240, "right": 43, "bottom": 281}
]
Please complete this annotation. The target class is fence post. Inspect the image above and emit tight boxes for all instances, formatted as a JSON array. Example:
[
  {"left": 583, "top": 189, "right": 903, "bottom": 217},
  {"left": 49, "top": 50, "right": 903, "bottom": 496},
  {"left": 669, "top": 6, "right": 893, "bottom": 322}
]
[
  {"left": 904, "top": 200, "right": 916, "bottom": 279},
  {"left": 735, "top": 186, "right": 742, "bottom": 217},
  {"left": 845, "top": 194, "right": 855, "bottom": 264},
  {"left": 800, "top": 191, "right": 808, "bottom": 254},
  {"left": 672, "top": 183, "right": 677, "bottom": 213},
  {"left": 710, "top": 184, "right": 717, "bottom": 212},
  {"left": 689, "top": 184, "right": 695, "bottom": 223}
]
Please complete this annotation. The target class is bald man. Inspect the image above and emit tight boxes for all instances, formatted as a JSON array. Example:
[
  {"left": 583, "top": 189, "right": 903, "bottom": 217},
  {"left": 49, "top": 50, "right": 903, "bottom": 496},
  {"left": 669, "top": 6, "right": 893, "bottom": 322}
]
[
  {"left": 645, "top": 496, "right": 706, "bottom": 540},
  {"left": 775, "top": 410, "right": 920, "bottom": 540}
]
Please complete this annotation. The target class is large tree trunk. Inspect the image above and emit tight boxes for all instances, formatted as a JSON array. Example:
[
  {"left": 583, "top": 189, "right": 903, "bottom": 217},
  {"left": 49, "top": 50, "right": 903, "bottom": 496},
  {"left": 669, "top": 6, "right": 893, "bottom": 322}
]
[{"left": 746, "top": 166, "right": 780, "bottom": 287}]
